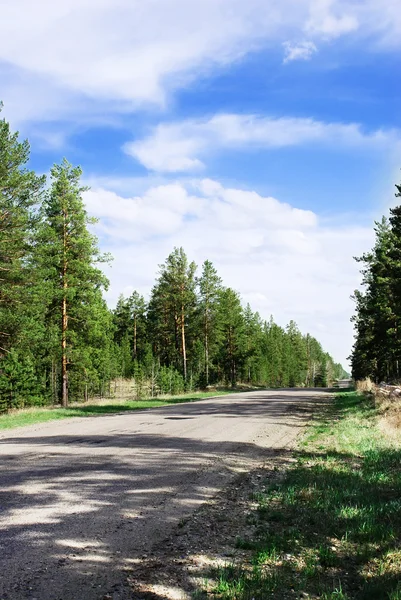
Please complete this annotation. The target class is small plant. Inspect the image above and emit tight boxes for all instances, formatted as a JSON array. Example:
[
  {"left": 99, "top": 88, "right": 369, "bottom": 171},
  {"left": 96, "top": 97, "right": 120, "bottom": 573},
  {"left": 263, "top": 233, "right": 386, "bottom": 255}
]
[
  {"left": 389, "top": 585, "right": 401, "bottom": 600},
  {"left": 321, "top": 584, "right": 350, "bottom": 600},
  {"left": 318, "top": 545, "right": 338, "bottom": 568}
]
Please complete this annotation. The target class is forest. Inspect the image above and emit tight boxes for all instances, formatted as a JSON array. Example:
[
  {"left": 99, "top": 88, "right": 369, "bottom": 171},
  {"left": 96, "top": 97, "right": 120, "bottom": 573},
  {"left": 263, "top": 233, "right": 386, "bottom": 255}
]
[
  {"left": 0, "top": 108, "right": 346, "bottom": 412},
  {"left": 351, "top": 180, "right": 401, "bottom": 383}
]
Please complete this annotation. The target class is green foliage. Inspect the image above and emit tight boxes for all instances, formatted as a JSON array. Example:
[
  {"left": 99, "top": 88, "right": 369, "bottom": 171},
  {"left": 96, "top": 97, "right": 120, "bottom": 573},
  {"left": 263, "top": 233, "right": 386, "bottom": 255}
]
[
  {"left": 197, "top": 259, "right": 223, "bottom": 385},
  {"left": 0, "top": 349, "right": 41, "bottom": 410},
  {"left": 351, "top": 182, "right": 401, "bottom": 382},
  {"left": 35, "top": 159, "right": 114, "bottom": 404},
  {"left": 0, "top": 106, "right": 45, "bottom": 409},
  {"left": 157, "top": 365, "right": 185, "bottom": 395},
  {"left": 217, "top": 287, "right": 246, "bottom": 386},
  {"left": 147, "top": 247, "right": 197, "bottom": 380}
]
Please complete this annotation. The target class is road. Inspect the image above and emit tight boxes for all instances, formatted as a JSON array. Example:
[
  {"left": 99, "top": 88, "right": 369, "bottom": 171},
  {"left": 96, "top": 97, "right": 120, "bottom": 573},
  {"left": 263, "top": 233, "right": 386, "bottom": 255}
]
[{"left": 0, "top": 389, "right": 328, "bottom": 600}]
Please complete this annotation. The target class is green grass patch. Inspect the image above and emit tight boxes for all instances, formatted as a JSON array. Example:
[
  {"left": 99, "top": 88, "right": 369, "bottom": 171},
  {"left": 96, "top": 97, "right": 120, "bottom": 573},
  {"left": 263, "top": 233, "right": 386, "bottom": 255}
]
[
  {"left": 0, "top": 390, "right": 235, "bottom": 430},
  {"left": 210, "top": 392, "right": 401, "bottom": 599}
]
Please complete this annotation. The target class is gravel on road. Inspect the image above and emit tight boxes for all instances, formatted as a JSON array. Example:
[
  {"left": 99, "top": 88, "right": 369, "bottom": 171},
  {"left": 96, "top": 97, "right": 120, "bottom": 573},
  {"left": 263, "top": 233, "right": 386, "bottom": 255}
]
[{"left": 0, "top": 389, "right": 329, "bottom": 600}]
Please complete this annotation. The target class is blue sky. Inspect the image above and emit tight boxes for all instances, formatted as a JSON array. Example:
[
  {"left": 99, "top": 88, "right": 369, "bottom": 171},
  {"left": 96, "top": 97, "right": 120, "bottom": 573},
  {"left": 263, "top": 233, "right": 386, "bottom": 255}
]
[{"left": 1, "top": 0, "right": 400, "bottom": 368}]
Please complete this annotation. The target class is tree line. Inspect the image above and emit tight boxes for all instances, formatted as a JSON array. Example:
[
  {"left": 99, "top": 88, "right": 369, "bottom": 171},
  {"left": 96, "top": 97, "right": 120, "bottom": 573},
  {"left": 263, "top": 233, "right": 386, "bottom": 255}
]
[
  {"left": 351, "top": 179, "right": 401, "bottom": 382},
  {"left": 0, "top": 107, "right": 346, "bottom": 411}
]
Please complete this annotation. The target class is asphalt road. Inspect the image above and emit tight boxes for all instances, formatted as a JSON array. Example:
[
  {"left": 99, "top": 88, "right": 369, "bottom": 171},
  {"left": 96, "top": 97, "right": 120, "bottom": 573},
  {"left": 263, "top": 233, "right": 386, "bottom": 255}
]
[{"left": 0, "top": 389, "right": 329, "bottom": 600}]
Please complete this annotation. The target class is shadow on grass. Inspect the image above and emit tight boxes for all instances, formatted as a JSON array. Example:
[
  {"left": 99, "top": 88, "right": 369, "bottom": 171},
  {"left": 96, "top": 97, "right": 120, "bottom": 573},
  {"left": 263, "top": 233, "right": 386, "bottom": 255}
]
[
  {"left": 0, "top": 393, "right": 228, "bottom": 429},
  {"left": 214, "top": 439, "right": 401, "bottom": 598},
  {"left": 121, "top": 445, "right": 401, "bottom": 600},
  {"left": 65, "top": 397, "right": 202, "bottom": 416}
]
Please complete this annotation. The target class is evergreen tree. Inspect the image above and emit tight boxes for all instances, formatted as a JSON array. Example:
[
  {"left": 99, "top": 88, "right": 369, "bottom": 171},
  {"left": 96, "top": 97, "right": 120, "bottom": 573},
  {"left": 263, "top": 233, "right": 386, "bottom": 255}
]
[
  {"left": 148, "top": 248, "right": 197, "bottom": 380},
  {"left": 243, "top": 304, "right": 263, "bottom": 383},
  {"left": 305, "top": 334, "right": 326, "bottom": 387},
  {"left": 217, "top": 288, "right": 245, "bottom": 386},
  {"left": 37, "top": 160, "right": 110, "bottom": 406},
  {"left": 128, "top": 291, "right": 147, "bottom": 363},
  {"left": 197, "top": 260, "right": 223, "bottom": 385},
  {"left": 263, "top": 317, "right": 285, "bottom": 387},
  {"left": 285, "top": 321, "right": 308, "bottom": 387},
  {"left": 351, "top": 217, "right": 394, "bottom": 381},
  {"left": 0, "top": 106, "right": 45, "bottom": 409},
  {"left": 112, "top": 294, "right": 134, "bottom": 377}
]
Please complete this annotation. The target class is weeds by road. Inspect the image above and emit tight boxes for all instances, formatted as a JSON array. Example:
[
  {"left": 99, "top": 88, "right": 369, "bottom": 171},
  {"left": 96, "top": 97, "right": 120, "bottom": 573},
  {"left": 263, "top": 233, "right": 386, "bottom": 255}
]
[
  {"left": 209, "top": 392, "right": 401, "bottom": 599},
  {"left": 0, "top": 390, "right": 236, "bottom": 431}
]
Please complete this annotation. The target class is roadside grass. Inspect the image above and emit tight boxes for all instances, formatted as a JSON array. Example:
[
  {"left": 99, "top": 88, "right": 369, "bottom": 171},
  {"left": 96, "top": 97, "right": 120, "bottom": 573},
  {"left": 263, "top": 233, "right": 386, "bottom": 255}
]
[
  {"left": 0, "top": 389, "right": 240, "bottom": 430},
  {"left": 210, "top": 392, "right": 401, "bottom": 599}
]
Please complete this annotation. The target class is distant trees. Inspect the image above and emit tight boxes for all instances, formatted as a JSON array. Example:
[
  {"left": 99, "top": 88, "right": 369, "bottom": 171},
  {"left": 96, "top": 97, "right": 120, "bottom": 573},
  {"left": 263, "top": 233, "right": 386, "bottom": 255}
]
[
  {"left": 147, "top": 248, "right": 197, "bottom": 381},
  {"left": 0, "top": 108, "right": 345, "bottom": 411},
  {"left": 351, "top": 180, "right": 401, "bottom": 382},
  {"left": 113, "top": 248, "right": 344, "bottom": 391}
]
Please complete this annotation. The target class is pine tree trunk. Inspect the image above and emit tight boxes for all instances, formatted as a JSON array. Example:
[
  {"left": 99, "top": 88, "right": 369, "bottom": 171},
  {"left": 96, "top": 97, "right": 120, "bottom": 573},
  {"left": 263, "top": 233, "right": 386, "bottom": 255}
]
[
  {"left": 133, "top": 315, "right": 137, "bottom": 359},
  {"left": 229, "top": 326, "right": 234, "bottom": 386},
  {"left": 61, "top": 295, "right": 68, "bottom": 407},
  {"left": 205, "top": 313, "right": 209, "bottom": 385},
  {"left": 61, "top": 204, "right": 68, "bottom": 408},
  {"left": 51, "top": 358, "right": 57, "bottom": 404},
  {"left": 181, "top": 305, "right": 187, "bottom": 380},
  {"left": 151, "top": 361, "right": 155, "bottom": 397}
]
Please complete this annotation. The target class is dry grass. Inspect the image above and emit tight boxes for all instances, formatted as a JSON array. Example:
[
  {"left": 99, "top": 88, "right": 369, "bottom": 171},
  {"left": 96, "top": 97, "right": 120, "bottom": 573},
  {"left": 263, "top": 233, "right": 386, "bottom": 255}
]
[
  {"left": 355, "top": 378, "right": 401, "bottom": 436},
  {"left": 356, "top": 378, "right": 375, "bottom": 394},
  {"left": 375, "top": 394, "right": 401, "bottom": 437}
]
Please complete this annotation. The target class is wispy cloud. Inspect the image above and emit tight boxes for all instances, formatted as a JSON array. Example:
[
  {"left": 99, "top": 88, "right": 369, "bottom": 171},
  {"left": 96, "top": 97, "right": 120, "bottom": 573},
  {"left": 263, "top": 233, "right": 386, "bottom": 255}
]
[
  {"left": 1, "top": 0, "right": 400, "bottom": 124},
  {"left": 124, "top": 113, "right": 398, "bottom": 172},
  {"left": 306, "top": 0, "right": 359, "bottom": 38},
  {"left": 283, "top": 40, "right": 318, "bottom": 63}
]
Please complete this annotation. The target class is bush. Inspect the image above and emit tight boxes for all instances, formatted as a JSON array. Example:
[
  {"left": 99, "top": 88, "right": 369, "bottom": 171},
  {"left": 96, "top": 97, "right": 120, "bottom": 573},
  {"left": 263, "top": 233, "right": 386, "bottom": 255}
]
[{"left": 157, "top": 366, "right": 185, "bottom": 395}]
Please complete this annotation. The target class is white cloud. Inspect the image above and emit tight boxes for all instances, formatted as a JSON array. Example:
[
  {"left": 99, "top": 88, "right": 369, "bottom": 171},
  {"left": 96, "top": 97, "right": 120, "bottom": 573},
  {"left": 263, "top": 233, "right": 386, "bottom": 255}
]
[
  {"left": 306, "top": 0, "right": 359, "bottom": 38},
  {"left": 124, "top": 113, "right": 397, "bottom": 172},
  {"left": 1, "top": 0, "right": 400, "bottom": 124},
  {"left": 83, "top": 178, "right": 373, "bottom": 367},
  {"left": 283, "top": 41, "right": 318, "bottom": 63}
]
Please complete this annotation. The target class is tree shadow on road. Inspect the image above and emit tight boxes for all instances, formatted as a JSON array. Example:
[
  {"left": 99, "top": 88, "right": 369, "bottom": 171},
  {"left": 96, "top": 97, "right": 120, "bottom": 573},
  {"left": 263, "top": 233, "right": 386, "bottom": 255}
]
[{"left": 0, "top": 392, "right": 329, "bottom": 600}]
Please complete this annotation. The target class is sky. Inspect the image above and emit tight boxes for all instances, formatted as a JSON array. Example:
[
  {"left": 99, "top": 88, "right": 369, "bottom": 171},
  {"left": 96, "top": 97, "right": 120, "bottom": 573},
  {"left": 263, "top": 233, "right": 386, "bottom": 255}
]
[{"left": 1, "top": 0, "right": 400, "bottom": 369}]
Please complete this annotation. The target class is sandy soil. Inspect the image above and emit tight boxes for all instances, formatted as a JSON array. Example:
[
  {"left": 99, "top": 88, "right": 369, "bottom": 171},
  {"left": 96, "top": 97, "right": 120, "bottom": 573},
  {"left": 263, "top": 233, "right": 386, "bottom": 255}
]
[{"left": 0, "top": 389, "right": 329, "bottom": 600}]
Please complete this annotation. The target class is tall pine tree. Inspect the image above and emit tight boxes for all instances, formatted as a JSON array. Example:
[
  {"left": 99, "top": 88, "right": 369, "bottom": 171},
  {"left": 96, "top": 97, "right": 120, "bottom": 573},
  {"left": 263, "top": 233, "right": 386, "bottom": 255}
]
[
  {"left": 37, "top": 160, "right": 110, "bottom": 406},
  {"left": 197, "top": 260, "right": 223, "bottom": 385}
]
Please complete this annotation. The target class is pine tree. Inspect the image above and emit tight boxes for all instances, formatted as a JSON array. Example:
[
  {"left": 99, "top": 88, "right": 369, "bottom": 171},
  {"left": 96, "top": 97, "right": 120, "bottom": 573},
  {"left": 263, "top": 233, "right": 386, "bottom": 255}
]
[
  {"left": 351, "top": 217, "right": 393, "bottom": 381},
  {"left": 0, "top": 106, "right": 45, "bottom": 409},
  {"left": 286, "top": 321, "right": 307, "bottom": 386},
  {"left": 113, "top": 294, "right": 134, "bottom": 376},
  {"left": 305, "top": 334, "right": 328, "bottom": 387},
  {"left": 243, "top": 304, "right": 263, "bottom": 383},
  {"left": 148, "top": 248, "right": 197, "bottom": 380},
  {"left": 217, "top": 288, "right": 245, "bottom": 386},
  {"left": 197, "top": 260, "right": 223, "bottom": 385},
  {"left": 127, "top": 291, "right": 147, "bottom": 362},
  {"left": 0, "top": 106, "right": 45, "bottom": 353},
  {"left": 37, "top": 160, "right": 110, "bottom": 406},
  {"left": 263, "top": 317, "right": 285, "bottom": 387}
]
